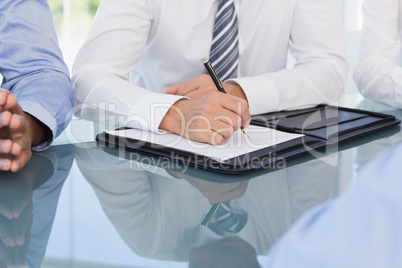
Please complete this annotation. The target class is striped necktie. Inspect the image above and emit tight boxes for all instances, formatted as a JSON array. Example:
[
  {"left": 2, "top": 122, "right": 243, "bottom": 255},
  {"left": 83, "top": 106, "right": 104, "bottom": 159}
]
[{"left": 209, "top": 0, "right": 239, "bottom": 81}]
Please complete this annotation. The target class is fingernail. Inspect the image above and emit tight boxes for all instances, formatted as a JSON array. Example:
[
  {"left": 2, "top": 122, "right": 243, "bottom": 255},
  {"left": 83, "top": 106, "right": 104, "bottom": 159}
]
[
  {"left": 0, "top": 159, "right": 10, "bottom": 170},
  {"left": 1, "top": 140, "right": 11, "bottom": 152},
  {"left": 11, "top": 162, "right": 19, "bottom": 172}
]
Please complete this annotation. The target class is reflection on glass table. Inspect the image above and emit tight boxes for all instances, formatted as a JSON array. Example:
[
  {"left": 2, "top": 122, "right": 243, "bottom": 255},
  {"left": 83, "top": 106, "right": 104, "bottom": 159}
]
[
  {"left": 0, "top": 145, "right": 75, "bottom": 268},
  {"left": 74, "top": 143, "right": 338, "bottom": 267},
  {"left": 39, "top": 94, "right": 402, "bottom": 267}
]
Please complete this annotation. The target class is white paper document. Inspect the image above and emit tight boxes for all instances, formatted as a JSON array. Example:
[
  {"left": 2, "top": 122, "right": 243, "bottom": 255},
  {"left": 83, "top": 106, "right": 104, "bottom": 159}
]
[{"left": 106, "top": 125, "right": 303, "bottom": 163}]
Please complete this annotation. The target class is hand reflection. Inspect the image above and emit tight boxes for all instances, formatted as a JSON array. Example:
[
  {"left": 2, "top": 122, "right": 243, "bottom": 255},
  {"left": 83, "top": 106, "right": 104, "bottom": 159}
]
[
  {"left": 168, "top": 170, "right": 249, "bottom": 203},
  {"left": 0, "top": 154, "right": 46, "bottom": 268},
  {"left": 0, "top": 204, "right": 32, "bottom": 268},
  {"left": 0, "top": 178, "right": 32, "bottom": 221},
  {"left": 0, "top": 185, "right": 33, "bottom": 268}
]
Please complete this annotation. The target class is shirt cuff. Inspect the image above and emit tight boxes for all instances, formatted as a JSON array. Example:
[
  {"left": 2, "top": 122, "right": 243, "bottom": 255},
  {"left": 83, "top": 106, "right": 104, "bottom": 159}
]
[
  {"left": 128, "top": 92, "right": 188, "bottom": 133},
  {"left": 229, "top": 76, "right": 279, "bottom": 115},
  {"left": 18, "top": 100, "right": 57, "bottom": 151}
]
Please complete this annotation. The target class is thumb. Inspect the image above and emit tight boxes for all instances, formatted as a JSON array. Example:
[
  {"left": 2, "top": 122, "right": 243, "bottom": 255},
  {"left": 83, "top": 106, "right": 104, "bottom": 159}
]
[{"left": 165, "top": 83, "right": 181, "bottom": 95}]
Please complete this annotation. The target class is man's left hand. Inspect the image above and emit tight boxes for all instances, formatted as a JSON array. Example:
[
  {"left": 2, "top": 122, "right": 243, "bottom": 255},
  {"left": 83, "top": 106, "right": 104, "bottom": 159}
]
[{"left": 165, "top": 74, "right": 248, "bottom": 102}]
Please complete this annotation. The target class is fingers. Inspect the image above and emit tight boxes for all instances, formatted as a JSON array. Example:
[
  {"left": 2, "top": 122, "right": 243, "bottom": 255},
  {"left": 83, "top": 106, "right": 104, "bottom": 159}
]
[
  {"left": 184, "top": 115, "right": 226, "bottom": 145},
  {"left": 205, "top": 91, "right": 250, "bottom": 129},
  {"left": 5, "top": 136, "right": 31, "bottom": 172},
  {"left": 8, "top": 113, "right": 21, "bottom": 130},
  {"left": 0, "top": 88, "right": 10, "bottom": 106},
  {"left": 0, "top": 91, "right": 17, "bottom": 113},
  {"left": 9, "top": 149, "right": 32, "bottom": 173},
  {"left": 4, "top": 94, "right": 17, "bottom": 111},
  {"left": 166, "top": 75, "right": 217, "bottom": 99},
  {"left": 0, "top": 150, "right": 30, "bottom": 172},
  {"left": 160, "top": 89, "right": 250, "bottom": 145},
  {"left": 220, "top": 93, "right": 251, "bottom": 128},
  {"left": 211, "top": 118, "right": 235, "bottom": 140},
  {"left": 0, "top": 111, "right": 12, "bottom": 129},
  {"left": 182, "top": 108, "right": 237, "bottom": 145},
  {"left": 0, "top": 156, "right": 12, "bottom": 171},
  {"left": 0, "top": 140, "right": 12, "bottom": 154},
  {"left": 11, "top": 204, "right": 32, "bottom": 247},
  {"left": 0, "top": 113, "right": 31, "bottom": 172},
  {"left": 165, "top": 83, "right": 182, "bottom": 95}
]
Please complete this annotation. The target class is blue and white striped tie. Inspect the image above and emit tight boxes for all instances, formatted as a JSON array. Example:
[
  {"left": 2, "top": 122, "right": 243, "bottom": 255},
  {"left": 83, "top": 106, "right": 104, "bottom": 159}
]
[{"left": 209, "top": 0, "right": 239, "bottom": 81}]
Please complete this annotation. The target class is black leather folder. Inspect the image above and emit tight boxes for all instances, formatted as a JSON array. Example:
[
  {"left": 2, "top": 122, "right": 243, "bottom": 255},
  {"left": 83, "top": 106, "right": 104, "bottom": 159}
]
[{"left": 96, "top": 105, "right": 400, "bottom": 174}]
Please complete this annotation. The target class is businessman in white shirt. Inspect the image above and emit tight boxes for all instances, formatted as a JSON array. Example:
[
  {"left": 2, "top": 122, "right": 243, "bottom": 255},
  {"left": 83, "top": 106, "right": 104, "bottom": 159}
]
[
  {"left": 73, "top": 0, "right": 347, "bottom": 145},
  {"left": 355, "top": 0, "right": 402, "bottom": 108}
]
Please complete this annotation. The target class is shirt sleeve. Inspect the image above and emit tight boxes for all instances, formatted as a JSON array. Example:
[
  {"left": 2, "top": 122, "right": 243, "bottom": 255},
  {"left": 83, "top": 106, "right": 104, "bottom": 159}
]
[
  {"left": 266, "top": 142, "right": 402, "bottom": 267},
  {"left": 231, "top": 0, "right": 347, "bottom": 115},
  {"left": 0, "top": 0, "right": 74, "bottom": 151},
  {"left": 354, "top": 0, "right": 402, "bottom": 108},
  {"left": 72, "top": 0, "right": 186, "bottom": 133}
]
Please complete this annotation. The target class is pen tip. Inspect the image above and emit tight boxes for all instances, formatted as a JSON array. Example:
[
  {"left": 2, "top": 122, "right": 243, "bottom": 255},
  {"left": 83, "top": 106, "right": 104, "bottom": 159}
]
[{"left": 241, "top": 127, "right": 249, "bottom": 137}]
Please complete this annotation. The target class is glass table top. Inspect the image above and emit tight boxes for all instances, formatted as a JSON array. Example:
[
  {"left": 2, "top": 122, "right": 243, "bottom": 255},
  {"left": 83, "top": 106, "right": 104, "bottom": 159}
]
[{"left": 1, "top": 94, "right": 401, "bottom": 268}]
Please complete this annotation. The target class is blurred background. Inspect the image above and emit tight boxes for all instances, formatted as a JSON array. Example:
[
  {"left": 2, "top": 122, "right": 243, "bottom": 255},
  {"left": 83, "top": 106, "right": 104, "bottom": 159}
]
[
  {"left": 49, "top": 0, "right": 364, "bottom": 73},
  {"left": 48, "top": 0, "right": 100, "bottom": 70}
]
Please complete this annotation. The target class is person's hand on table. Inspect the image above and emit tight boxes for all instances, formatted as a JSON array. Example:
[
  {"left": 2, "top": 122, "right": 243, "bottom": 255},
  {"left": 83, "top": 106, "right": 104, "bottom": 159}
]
[
  {"left": 161, "top": 75, "right": 251, "bottom": 145},
  {"left": 0, "top": 89, "right": 51, "bottom": 172},
  {"left": 165, "top": 74, "right": 248, "bottom": 101}
]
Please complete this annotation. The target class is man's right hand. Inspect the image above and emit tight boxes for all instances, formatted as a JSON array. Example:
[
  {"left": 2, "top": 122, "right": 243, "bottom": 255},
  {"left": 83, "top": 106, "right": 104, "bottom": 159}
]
[{"left": 159, "top": 90, "right": 250, "bottom": 145}]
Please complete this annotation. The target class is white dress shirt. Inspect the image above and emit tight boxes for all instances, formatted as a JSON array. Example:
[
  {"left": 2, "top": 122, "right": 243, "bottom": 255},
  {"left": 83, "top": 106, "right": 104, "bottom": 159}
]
[
  {"left": 73, "top": 0, "right": 347, "bottom": 133},
  {"left": 355, "top": 0, "right": 402, "bottom": 108}
]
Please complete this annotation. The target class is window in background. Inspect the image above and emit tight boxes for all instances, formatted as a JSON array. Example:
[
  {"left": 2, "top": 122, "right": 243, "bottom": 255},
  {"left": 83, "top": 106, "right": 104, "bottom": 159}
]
[{"left": 49, "top": 0, "right": 100, "bottom": 71}]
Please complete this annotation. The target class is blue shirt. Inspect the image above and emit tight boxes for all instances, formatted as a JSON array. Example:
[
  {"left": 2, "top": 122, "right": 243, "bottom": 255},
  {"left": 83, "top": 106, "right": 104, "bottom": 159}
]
[
  {"left": 0, "top": 0, "right": 73, "bottom": 150},
  {"left": 267, "top": 142, "right": 402, "bottom": 267}
]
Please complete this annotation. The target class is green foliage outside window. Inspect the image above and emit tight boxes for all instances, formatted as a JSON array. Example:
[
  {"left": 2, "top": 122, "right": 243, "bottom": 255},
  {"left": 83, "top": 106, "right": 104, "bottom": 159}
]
[{"left": 48, "top": 0, "right": 101, "bottom": 37}]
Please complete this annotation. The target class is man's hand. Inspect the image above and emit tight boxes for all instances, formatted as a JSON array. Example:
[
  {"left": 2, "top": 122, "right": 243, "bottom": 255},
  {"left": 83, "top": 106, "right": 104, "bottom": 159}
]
[
  {"left": 165, "top": 74, "right": 248, "bottom": 102},
  {"left": 0, "top": 89, "right": 51, "bottom": 172},
  {"left": 161, "top": 75, "right": 250, "bottom": 145}
]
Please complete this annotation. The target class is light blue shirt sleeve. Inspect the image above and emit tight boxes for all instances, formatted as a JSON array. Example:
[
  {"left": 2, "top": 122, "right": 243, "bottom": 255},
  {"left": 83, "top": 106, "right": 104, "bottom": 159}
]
[
  {"left": 0, "top": 0, "right": 74, "bottom": 151},
  {"left": 267, "top": 142, "right": 402, "bottom": 267}
]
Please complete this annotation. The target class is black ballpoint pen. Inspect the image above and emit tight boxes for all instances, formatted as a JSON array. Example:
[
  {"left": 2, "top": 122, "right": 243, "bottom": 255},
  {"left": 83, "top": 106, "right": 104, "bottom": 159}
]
[
  {"left": 201, "top": 203, "right": 221, "bottom": 227},
  {"left": 204, "top": 60, "right": 249, "bottom": 137}
]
